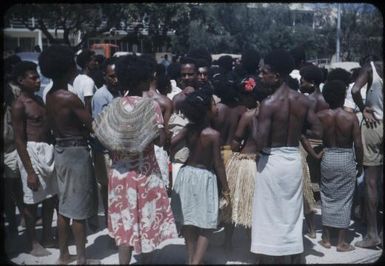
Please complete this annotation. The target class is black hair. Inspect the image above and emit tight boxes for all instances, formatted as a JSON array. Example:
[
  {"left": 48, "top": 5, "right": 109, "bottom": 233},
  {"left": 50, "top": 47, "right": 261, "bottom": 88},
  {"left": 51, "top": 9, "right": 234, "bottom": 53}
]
[
  {"left": 211, "top": 71, "right": 240, "bottom": 105},
  {"left": 76, "top": 49, "right": 95, "bottom": 69},
  {"left": 217, "top": 55, "right": 233, "bottom": 72},
  {"left": 241, "top": 49, "right": 260, "bottom": 74},
  {"left": 287, "top": 76, "right": 299, "bottom": 91},
  {"left": 95, "top": 54, "right": 106, "bottom": 65},
  {"left": 327, "top": 68, "right": 351, "bottom": 87},
  {"left": 180, "top": 56, "right": 197, "bottom": 67},
  {"left": 156, "top": 63, "right": 166, "bottom": 76},
  {"left": 187, "top": 47, "right": 212, "bottom": 67},
  {"left": 264, "top": 49, "right": 295, "bottom": 76},
  {"left": 4, "top": 55, "right": 22, "bottom": 75},
  {"left": 299, "top": 64, "right": 324, "bottom": 86},
  {"left": 4, "top": 55, "right": 22, "bottom": 82},
  {"left": 115, "top": 54, "right": 156, "bottom": 90},
  {"left": 156, "top": 74, "right": 172, "bottom": 95},
  {"left": 289, "top": 46, "right": 306, "bottom": 68},
  {"left": 195, "top": 58, "right": 210, "bottom": 68},
  {"left": 39, "top": 45, "right": 75, "bottom": 80},
  {"left": 181, "top": 88, "right": 213, "bottom": 125},
  {"left": 101, "top": 57, "right": 118, "bottom": 73},
  {"left": 167, "top": 62, "right": 181, "bottom": 81},
  {"left": 13, "top": 61, "right": 38, "bottom": 81},
  {"left": 320, "top": 67, "right": 328, "bottom": 83},
  {"left": 322, "top": 80, "right": 347, "bottom": 109}
]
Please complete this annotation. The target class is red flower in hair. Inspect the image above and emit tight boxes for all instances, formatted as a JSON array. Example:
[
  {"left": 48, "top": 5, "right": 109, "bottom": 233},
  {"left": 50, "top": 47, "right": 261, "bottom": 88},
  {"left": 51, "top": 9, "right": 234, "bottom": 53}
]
[{"left": 244, "top": 77, "right": 256, "bottom": 92}]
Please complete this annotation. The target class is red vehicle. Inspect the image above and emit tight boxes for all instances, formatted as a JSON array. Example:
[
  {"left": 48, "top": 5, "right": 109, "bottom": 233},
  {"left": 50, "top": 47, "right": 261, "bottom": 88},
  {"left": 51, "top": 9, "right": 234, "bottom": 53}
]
[{"left": 91, "top": 43, "right": 119, "bottom": 59}]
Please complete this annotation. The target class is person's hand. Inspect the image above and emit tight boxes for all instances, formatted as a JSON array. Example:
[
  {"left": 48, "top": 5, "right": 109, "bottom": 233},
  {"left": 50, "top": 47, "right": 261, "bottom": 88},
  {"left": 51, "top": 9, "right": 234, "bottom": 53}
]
[
  {"left": 316, "top": 150, "right": 325, "bottom": 160},
  {"left": 167, "top": 186, "right": 172, "bottom": 197},
  {"left": 27, "top": 172, "right": 40, "bottom": 191},
  {"left": 222, "top": 189, "right": 231, "bottom": 207},
  {"left": 356, "top": 164, "right": 363, "bottom": 178},
  {"left": 363, "top": 107, "right": 378, "bottom": 128}
]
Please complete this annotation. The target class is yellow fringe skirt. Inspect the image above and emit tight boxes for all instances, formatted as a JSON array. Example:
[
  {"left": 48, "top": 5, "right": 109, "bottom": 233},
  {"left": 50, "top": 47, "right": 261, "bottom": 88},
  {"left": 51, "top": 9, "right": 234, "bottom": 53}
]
[
  {"left": 300, "top": 144, "right": 317, "bottom": 214},
  {"left": 221, "top": 152, "right": 257, "bottom": 227}
]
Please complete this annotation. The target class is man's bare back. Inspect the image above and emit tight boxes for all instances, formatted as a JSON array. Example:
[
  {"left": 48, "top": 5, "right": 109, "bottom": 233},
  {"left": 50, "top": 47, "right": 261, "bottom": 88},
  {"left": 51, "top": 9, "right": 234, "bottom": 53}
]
[
  {"left": 308, "top": 92, "right": 329, "bottom": 113},
  {"left": 213, "top": 103, "right": 247, "bottom": 146},
  {"left": 143, "top": 89, "right": 173, "bottom": 125},
  {"left": 257, "top": 83, "right": 320, "bottom": 148},
  {"left": 317, "top": 108, "right": 360, "bottom": 148},
  {"left": 46, "top": 89, "right": 92, "bottom": 138}
]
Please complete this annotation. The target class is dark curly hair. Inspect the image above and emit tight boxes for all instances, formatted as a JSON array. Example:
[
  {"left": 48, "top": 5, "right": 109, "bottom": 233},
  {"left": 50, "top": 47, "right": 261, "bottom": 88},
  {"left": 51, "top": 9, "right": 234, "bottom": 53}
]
[
  {"left": 13, "top": 61, "right": 37, "bottom": 81},
  {"left": 327, "top": 68, "right": 351, "bottom": 87},
  {"left": 299, "top": 64, "right": 324, "bottom": 86},
  {"left": 181, "top": 88, "right": 213, "bottom": 125},
  {"left": 39, "top": 45, "right": 76, "bottom": 80},
  {"left": 115, "top": 54, "right": 156, "bottom": 90},
  {"left": 76, "top": 49, "right": 95, "bottom": 69},
  {"left": 211, "top": 71, "right": 240, "bottom": 105},
  {"left": 187, "top": 47, "right": 212, "bottom": 67},
  {"left": 322, "top": 80, "right": 346, "bottom": 109},
  {"left": 264, "top": 49, "right": 295, "bottom": 76},
  {"left": 241, "top": 49, "right": 260, "bottom": 74}
]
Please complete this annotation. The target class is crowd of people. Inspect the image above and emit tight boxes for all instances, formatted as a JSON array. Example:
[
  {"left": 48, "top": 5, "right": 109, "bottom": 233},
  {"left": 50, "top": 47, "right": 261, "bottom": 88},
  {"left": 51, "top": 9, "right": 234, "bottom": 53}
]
[{"left": 2, "top": 44, "right": 383, "bottom": 264}]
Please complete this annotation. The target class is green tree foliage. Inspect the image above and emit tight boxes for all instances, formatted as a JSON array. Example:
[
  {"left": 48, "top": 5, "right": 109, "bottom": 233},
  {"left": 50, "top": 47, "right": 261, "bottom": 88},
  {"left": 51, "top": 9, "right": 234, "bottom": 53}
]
[{"left": 4, "top": 3, "right": 382, "bottom": 60}]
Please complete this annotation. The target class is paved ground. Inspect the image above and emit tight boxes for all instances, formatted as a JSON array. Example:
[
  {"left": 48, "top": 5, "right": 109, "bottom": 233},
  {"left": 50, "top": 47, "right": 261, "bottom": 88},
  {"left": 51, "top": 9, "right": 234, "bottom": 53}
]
[{"left": 3, "top": 201, "right": 383, "bottom": 264}]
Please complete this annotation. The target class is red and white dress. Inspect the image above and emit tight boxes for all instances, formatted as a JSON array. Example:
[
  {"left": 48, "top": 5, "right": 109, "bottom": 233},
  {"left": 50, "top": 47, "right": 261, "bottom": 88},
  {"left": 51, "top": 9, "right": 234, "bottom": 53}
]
[{"left": 107, "top": 96, "right": 177, "bottom": 254}]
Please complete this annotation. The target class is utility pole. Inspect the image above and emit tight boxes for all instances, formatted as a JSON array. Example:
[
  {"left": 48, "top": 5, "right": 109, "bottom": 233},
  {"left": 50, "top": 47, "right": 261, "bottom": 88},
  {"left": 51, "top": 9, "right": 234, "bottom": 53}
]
[{"left": 336, "top": 3, "right": 341, "bottom": 62}]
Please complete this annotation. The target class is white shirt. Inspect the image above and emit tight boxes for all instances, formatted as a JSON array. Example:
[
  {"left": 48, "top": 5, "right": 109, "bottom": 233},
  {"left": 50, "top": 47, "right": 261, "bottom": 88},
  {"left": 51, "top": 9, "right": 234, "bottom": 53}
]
[
  {"left": 365, "top": 61, "right": 383, "bottom": 120},
  {"left": 167, "top": 80, "right": 182, "bottom": 100},
  {"left": 72, "top": 74, "right": 96, "bottom": 104}
]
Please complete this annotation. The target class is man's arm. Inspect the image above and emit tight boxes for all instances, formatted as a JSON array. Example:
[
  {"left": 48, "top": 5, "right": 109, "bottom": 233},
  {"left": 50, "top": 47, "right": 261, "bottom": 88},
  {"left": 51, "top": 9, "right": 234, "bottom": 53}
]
[
  {"left": 162, "top": 98, "right": 174, "bottom": 150},
  {"left": 254, "top": 101, "right": 272, "bottom": 153},
  {"left": 11, "top": 101, "right": 40, "bottom": 191},
  {"left": 71, "top": 94, "right": 94, "bottom": 133},
  {"left": 170, "top": 127, "right": 187, "bottom": 153},
  {"left": 351, "top": 66, "right": 370, "bottom": 113},
  {"left": 231, "top": 112, "right": 249, "bottom": 152},
  {"left": 300, "top": 135, "right": 323, "bottom": 160},
  {"left": 352, "top": 114, "right": 364, "bottom": 176},
  {"left": 212, "top": 131, "right": 230, "bottom": 195},
  {"left": 84, "top": 96, "right": 93, "bottom": 116},
  {"left": 304, "top": 104, "right": 323, "bottom": 139}
]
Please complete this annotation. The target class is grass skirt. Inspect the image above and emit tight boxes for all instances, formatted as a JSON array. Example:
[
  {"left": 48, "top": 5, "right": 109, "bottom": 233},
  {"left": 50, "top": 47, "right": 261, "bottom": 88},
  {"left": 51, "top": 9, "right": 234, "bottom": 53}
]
[{"left": 221, "top": 152, "right": 256, "bottom": 227}]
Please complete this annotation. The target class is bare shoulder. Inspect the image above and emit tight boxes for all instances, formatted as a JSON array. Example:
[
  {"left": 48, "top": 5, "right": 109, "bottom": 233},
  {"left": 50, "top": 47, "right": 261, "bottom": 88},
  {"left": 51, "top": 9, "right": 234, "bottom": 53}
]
[
  {"left": 159, "top": 94, "right": 173, "bottom": 106},
  {"left": 341, "top": 109, "right": 358, "bottom": 121},
  {"left": 203, "top": 127, "right": 220, "bottom": 139},
  {"left": 49, "top": 89, "right": 81, "bottom": 105},
  {"left": 12, "top": 96, "right": 25, "bottom": 111},
  {"left": 172, "top": 92, "right": 184, "bottom": 102}
]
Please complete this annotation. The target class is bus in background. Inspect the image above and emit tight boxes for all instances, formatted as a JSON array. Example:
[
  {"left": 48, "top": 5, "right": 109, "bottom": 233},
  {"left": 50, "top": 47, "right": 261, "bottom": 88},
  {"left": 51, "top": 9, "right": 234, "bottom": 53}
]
[{"left": 91, "top": 43, "right": 119, "bottom": 59}]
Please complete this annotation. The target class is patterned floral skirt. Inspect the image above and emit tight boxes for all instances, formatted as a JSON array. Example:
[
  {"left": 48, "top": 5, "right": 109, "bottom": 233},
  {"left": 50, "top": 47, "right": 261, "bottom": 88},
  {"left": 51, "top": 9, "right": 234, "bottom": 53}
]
[{"left": 107, "top": 146, "right": 177, "bottom": 254}]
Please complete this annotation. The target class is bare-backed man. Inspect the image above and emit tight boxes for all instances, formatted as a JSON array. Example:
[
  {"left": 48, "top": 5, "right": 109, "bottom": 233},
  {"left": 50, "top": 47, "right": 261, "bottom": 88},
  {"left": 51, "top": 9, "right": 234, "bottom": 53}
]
[
  {"left": 314, "top": 80, "right": 363, "bottom": 252},
  {"left": 251, "top": 50, "right": 322, "bottom": 264},
  {"left": 39, "top": 45, "right": 98, "bottom": 264},
  {"left": 298, "top": 64, "right": 328, "bottom": 238}
]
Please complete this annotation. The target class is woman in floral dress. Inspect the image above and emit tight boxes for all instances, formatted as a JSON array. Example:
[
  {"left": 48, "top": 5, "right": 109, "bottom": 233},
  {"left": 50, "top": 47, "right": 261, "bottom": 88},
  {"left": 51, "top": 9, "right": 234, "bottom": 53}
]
[{"left": 93, "top": 54, "right": 177, "bottom": 264}]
